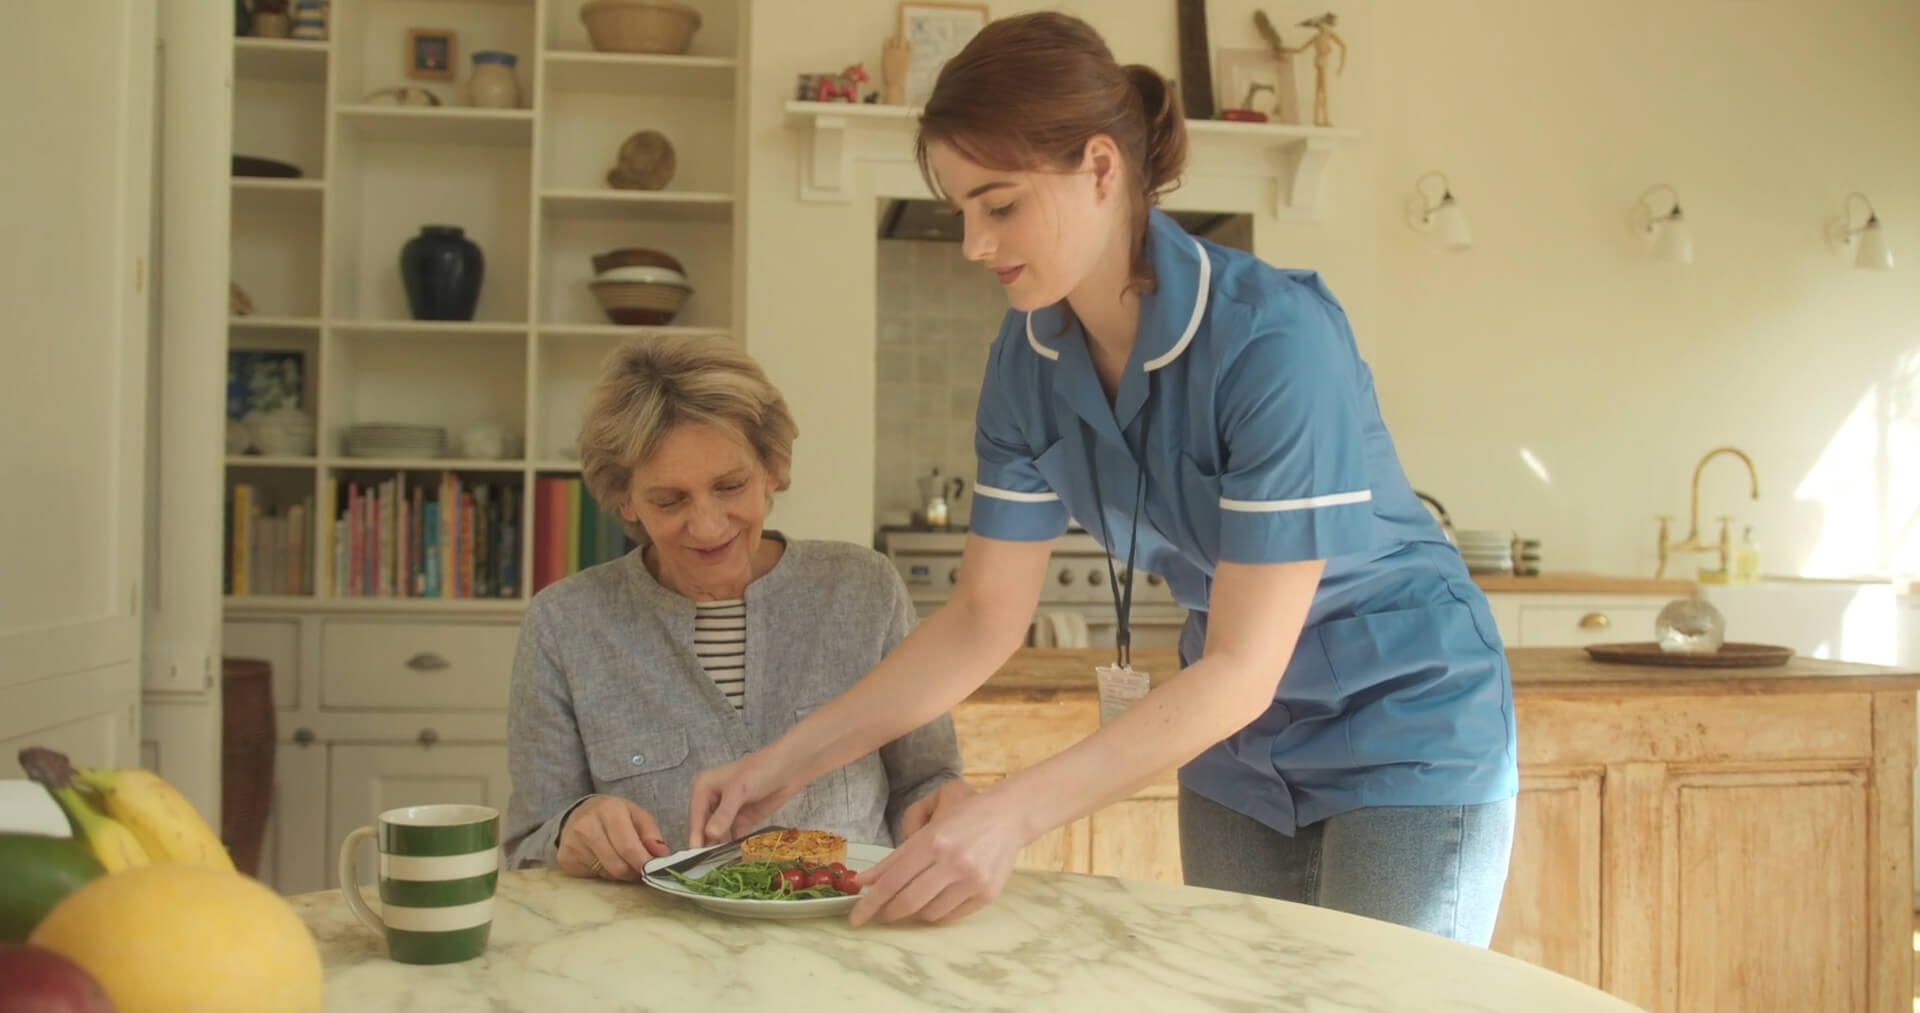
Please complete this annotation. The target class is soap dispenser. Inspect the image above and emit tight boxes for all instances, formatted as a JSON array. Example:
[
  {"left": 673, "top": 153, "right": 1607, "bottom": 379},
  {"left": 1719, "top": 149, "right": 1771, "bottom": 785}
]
[{"left": 1731, "top": 526, "right": 1761, "bottom": 584}]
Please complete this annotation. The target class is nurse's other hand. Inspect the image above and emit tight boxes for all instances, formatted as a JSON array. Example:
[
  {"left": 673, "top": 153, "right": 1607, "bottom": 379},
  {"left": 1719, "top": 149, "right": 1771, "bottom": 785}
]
[
  {"left": 687, "top": 753, "right": 804, "bottom": 848},
  {"left": 851, "top": 786, "right": 1023, "bottom": 927},
  {"left": 558, "top": 795, "right": 672, "bottom": 880}
]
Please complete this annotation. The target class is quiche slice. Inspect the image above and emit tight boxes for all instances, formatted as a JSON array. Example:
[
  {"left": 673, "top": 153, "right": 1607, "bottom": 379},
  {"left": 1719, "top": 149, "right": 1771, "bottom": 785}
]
[{"left": 739, "top": 827, "right": 847, "bottom": 865}]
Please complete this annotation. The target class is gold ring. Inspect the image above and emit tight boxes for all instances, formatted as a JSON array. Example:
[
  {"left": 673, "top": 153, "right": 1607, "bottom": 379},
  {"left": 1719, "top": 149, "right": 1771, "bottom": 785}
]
[{"left": 589, "top": 857, "right": 603, "bottom": 875}]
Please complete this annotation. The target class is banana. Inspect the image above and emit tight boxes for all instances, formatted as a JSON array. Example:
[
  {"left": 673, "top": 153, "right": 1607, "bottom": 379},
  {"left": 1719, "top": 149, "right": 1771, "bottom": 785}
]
[
  {"left": 71, "top": 765, "right": 235, "bottom": 872},
  {"left": 17, "top": 747, "right": 152, "bottom": 873}
]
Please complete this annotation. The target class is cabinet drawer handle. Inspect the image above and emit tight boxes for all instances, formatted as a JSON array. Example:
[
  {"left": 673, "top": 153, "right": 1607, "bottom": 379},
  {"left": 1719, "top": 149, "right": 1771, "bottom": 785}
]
[
  {"left": 1577, "top": 612, "right": 1611, "bottom": 631},
  {"left": 417, "top": 728, "right": 439, "bottom": 747},
  {"left": 405, "top": 652, "right": 450, "bottom": 672},
  {"left": 293, "top": 727, "right": 315, "bottom": 747}
]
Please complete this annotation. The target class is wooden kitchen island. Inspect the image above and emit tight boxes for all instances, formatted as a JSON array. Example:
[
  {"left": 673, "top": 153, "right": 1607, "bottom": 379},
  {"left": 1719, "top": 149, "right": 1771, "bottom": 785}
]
[{"left": 956, "top": 647, "right": 1920, "bottom": 1013}]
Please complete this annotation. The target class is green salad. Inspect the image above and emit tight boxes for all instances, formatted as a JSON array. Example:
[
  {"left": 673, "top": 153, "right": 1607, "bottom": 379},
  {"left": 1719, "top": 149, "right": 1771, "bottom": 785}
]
[{"left": 667, "top": 860, "right": 859, "bottom": 900}]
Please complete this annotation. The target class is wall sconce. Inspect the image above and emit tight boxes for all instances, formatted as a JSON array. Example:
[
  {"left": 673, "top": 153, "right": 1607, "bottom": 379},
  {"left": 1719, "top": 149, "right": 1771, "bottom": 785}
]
[
  {"left": 1405, "top": 171, "right": 1472, "bottom": 250},
  {"left": 1828, "top": 192, "right": 1894, "bottom": 270},
  {"left": 1630, "top": 184, "right": 1693, "bottom": 263}
]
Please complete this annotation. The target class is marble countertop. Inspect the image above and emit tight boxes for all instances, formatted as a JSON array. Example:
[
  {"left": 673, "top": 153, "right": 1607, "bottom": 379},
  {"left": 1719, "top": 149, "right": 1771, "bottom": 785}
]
[
  {"left": 974, "top": 647, "right": 1920, "bottom": 697},
  {"left": 292, "top": 868, "right": 1639, "bottom": 1012}
]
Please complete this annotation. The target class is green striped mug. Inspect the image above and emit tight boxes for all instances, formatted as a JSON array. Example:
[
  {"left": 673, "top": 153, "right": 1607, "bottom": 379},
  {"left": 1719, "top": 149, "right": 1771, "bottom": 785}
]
[{"left": 338, "top": 803, "right": 501, "bottom": 965}]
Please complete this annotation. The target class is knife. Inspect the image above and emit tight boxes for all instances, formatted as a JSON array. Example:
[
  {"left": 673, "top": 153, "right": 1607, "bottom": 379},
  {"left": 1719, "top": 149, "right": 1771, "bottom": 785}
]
[{"left": 646, "top": 825, "right": 788, "bottom": 879}]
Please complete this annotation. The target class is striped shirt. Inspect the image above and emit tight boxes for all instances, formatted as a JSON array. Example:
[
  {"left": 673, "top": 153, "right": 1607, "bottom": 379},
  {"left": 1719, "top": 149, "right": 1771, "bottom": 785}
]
[{"left": 693, "top": 599, "right": 746, "bottom": 709}]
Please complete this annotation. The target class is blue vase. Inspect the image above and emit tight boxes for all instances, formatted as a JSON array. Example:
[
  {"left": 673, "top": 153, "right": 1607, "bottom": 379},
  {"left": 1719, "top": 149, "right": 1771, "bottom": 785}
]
[{"left": 399, "top": 225, "right": 484, "bottom": 321}]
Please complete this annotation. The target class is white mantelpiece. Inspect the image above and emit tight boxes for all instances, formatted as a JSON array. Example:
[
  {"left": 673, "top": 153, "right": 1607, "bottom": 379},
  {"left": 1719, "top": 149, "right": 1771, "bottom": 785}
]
[{"left": 782, "top": 100, "right": 1360, "bottom": 221}]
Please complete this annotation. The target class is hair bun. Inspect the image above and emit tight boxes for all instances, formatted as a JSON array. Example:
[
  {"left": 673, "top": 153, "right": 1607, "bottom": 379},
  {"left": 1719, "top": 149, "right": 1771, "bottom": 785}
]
[{"left": 1122, "top": 64, "right": 1187, "bottom": 199}]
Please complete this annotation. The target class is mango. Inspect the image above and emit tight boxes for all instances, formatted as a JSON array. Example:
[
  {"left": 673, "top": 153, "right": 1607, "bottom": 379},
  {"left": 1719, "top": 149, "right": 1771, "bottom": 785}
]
[{"left": 29, "top": 864, "right": 323, "bottom": 1013}]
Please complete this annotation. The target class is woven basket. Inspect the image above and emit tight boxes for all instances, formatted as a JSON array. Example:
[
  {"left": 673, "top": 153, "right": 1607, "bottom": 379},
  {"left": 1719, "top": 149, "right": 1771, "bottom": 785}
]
[
  {"left": 579, "top": 0, "right": 701, "bottom": 55},
  {"left": 220, "top": 657, "right": 277, "bottom": 878}
]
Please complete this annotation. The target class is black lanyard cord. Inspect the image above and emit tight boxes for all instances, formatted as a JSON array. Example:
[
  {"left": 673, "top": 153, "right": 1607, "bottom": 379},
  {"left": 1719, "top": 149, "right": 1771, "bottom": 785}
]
[{"left": 1080, "top": 373, "right": 1156, "bottom": 670}]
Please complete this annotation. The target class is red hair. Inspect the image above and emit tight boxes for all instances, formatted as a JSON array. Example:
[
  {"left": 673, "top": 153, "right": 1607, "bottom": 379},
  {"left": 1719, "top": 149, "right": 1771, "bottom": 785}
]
[{"left": 914, "top": 11, "right": 1188, "bottom": 295}]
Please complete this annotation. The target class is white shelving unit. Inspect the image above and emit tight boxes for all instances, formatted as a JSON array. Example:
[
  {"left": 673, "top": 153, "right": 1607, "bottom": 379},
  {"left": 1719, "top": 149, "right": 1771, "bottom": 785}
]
[
  {"left": 225, "top": 0, "right": 746, "bottom": 610},
  {"left": 223, "top": 0, "right": 748, "bottom": 896}
]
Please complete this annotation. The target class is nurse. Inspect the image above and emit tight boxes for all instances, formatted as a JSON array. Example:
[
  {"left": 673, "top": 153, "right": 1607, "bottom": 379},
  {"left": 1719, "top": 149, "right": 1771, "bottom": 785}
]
[{"left": 690, "top": 10, "right": 1518, "bottom": 943}]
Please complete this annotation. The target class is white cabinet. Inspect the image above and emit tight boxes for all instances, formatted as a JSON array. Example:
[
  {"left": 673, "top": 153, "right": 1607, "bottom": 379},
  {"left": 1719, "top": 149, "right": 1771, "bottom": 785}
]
[
  {"left": 228, "top": 613, "right": 518, "bottom": 895},
  {"left": 264, "top": 740, "right": 331, "bottom": 897},
  {"left": 330, "top": 742, "right": 514, "bottom": 889}
]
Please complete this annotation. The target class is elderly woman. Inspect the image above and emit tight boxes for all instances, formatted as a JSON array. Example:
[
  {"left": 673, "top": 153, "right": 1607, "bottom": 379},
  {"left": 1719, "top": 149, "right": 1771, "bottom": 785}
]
[{"left": 503, "top": 334, "right": 969, "bottom": 879}]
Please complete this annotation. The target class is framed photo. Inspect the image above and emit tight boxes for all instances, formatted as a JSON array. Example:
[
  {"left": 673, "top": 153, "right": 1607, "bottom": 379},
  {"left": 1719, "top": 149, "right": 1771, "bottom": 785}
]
[
  {"left": 226, "top": 349, "right": 307, "bottom": 420},
  {"left": 898, "top": 2, "right": 988, "bottom": 107},
  {"left": 1213, "top": 47, "right": 1299, "bottom": 125},
  {"left": 405, "top": 28, "right": 457, "bottom": 81}
]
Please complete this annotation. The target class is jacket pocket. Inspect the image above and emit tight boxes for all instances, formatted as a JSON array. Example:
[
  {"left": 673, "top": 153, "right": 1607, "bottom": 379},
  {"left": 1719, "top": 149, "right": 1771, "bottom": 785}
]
[{"left": 584, "top": 729, "right": 692, "bottom": 823}]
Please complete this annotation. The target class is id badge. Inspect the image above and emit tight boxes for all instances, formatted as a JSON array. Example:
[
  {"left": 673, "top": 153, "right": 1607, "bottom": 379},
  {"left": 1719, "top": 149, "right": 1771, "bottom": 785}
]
[{"left": 1096, "top": 664, "right": 1152, "bottom": 726}]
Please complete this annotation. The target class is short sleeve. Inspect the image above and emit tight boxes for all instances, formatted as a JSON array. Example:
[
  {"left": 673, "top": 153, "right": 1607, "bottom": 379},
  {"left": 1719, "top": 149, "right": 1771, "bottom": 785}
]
[
  {"left": 1214, "top": 287, "right": 1376, "bottom": 564},
  {"left": 968, "top": 329, "right": 1070, "bottom": 542}
]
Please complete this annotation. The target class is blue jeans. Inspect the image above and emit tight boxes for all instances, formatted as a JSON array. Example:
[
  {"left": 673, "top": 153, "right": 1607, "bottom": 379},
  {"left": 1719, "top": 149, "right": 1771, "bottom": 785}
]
[{"left": 1177, "top": 787, "right": 1516, "bottom": 946}]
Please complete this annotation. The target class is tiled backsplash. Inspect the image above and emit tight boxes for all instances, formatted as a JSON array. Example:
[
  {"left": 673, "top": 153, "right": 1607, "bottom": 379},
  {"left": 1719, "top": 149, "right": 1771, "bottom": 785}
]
[{"left": 874, "top": 239, "right": 1010, "bottom": 527}]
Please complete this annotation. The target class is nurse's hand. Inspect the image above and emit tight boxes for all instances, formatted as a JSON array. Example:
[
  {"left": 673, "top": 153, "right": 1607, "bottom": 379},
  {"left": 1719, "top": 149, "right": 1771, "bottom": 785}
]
[
  {"left": 687, "top": 752, "right": 805, "bottom": 848},
  {"left": 850, "top": 785, "right": 1026, "bottom": 927}
]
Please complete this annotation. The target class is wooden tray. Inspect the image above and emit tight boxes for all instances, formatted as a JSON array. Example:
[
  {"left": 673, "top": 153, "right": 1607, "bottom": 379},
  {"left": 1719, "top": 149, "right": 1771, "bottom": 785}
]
[{"left": 1584, "top": 642, "right": 1795, "bottom": 668}]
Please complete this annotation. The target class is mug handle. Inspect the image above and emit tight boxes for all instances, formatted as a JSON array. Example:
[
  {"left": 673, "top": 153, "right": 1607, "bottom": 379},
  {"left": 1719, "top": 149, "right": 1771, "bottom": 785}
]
[{"left": 337, "top": 825, "right": 385, "bottom": 938}]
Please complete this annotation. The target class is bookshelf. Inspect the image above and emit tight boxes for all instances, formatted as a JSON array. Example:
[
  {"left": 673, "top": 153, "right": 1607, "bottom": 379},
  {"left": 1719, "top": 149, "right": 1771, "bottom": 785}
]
[{"left": 224, "top": 0, "right": 747, "bottom": 610}]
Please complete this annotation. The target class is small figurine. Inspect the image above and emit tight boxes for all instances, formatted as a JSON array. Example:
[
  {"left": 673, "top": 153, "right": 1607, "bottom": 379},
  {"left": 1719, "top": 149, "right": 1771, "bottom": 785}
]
[
  {"left": 813, "top": 62, "right": 869, "bottom": 103},
  {"left": 881, "top": 34, "right": 911, "bottom": 105},
  {"left": 1285, "top": 12, "right": 1347, "bottom": 128}
]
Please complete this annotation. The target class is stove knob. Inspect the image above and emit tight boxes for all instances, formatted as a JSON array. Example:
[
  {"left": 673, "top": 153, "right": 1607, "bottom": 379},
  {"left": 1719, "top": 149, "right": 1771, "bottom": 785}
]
[
  {"left": 1087, "top": 569, "right": 1105, "bottom": 587},
  {"left": 1057, "top": 568, "right": 1074, "bottom": 586},
  {"left": 948, "top": 569, "right": 960, "bottom": 585},
  {"left": 1146, "top": 574, "right": 1164, "bottom": 587}
]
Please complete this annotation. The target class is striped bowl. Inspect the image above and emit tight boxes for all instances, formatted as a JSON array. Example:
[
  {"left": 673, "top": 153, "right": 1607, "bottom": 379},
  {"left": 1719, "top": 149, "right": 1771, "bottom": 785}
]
[{"left": 338, "top": 803, "right": 500, "bottom": 965}]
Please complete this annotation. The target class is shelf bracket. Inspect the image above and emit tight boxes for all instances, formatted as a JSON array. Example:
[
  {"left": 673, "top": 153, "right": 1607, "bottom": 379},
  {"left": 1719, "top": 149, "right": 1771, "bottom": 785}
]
[
  {"left": 1275, "top": 137, "right": 1338, "bottom": 222},
  {"left": 800, "top": 114, "right": 851, "bottom": 203}
]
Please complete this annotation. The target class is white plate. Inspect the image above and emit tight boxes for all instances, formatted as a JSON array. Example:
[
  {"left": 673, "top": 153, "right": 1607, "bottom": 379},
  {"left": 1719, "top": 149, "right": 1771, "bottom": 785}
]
[{"left": 640, "top": 842, "right": 888, "bottom": 920}]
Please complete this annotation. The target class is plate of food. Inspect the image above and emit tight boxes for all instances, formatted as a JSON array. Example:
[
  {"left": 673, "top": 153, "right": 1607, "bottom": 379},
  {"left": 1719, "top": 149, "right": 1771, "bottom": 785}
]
[{"left": 641, "top": 827, "right": 885, "bottom": 920}]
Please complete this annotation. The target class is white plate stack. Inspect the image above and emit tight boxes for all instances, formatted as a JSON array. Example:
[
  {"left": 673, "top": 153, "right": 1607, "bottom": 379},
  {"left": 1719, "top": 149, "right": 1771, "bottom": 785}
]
[
  {"left": 1456, "top": 530, "right": 1514, "bottom": 574},
  {"left": 344, "top": 423, "right": 447, "bottom": 459}
]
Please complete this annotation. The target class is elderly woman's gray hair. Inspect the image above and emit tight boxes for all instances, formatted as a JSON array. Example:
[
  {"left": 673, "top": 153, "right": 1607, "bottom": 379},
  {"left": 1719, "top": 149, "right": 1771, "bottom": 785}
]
[{"left": 577, "top": 334, "right": 798, "bottom": 543}]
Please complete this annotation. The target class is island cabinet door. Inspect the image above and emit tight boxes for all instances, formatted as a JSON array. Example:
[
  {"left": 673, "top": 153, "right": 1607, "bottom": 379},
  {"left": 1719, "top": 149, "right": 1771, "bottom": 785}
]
[
  {"left": 327, "top": 742, "right": 513, "bottom": 889},
  {"left": 1489, "top": 767, "right": 1604, "bottom": 988},
  {"left": 964, "top": 773, "right": 1086, "bottom": 874},
  {"left": 1086, "top": 776, "right": 1184, "bottom": 884}
]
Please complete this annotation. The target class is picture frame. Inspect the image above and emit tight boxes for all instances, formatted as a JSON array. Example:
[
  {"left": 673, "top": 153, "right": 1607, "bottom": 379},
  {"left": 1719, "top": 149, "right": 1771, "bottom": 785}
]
[
  {"left": 1213, "top": 47, "right": 1299, "bottom": 125},
  {"left": 405, "top": 28, "right": 457, "bottom": 81},
  {"left": 898, "top": 2, "right": 989, "bottom": 107}
]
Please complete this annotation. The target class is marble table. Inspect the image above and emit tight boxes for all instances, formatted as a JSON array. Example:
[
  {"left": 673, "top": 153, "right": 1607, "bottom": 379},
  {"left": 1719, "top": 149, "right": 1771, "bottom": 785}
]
[{"left": 291, "top": 868, "right": 1642, "bottom": 1011}]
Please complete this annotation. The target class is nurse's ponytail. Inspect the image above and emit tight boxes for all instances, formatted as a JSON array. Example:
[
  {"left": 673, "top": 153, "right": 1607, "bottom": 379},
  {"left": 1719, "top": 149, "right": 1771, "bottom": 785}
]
[
  {"left": 914, "top": 11, "right": 1189, "bottom": 295},
  {"left": 1122, "top": 63, "right": 1188, "bottom": 207}
]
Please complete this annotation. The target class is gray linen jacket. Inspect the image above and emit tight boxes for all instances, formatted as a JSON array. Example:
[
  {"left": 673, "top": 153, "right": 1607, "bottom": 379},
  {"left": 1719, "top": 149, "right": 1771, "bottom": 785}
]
[{"left": 503, "top": 535, "right": 964, "bottom": 868}]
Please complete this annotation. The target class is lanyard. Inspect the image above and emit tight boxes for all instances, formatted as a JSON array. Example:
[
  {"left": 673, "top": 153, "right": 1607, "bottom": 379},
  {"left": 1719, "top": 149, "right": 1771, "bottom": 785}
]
[{"left": 1079, "top": 373, "right": 1156, "bottom": 670}]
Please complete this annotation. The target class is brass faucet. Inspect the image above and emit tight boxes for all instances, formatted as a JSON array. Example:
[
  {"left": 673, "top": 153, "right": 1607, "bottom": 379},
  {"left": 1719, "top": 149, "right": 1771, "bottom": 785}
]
[{"left": 1656, "top": 446, "right": 1758, "bottom": 578}]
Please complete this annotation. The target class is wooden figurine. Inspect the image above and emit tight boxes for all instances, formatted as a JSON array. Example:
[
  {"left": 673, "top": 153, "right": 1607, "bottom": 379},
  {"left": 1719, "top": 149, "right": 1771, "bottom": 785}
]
[
  {"left": 813, "top": 62, "right": 870, "bottom": 103},
  {"left": 881, "top": 34, "right": 911, "bottom": 105},
  {"left": 1286, "top": 11, "right": 1346, "bottom": 128}
]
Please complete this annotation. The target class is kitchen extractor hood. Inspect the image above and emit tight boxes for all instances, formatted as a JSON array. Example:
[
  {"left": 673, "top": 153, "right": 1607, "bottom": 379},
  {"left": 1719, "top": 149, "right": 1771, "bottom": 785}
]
[{"left": 877, "top": 198, "right": 1244, "bottom": 243}]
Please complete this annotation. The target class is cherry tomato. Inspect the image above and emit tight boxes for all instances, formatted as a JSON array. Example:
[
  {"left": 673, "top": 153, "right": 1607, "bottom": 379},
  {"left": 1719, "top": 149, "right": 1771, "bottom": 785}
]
[
  {"left": 805, "top": 868, "right": 835, "bottom": 889},
  {"left": 827, "top": 862, "right": 849, "bottom": 879},
  {"left": 833, "top": 873, "right": 861, "bottom": 895},
  {"left": 779, "top": 867, "right": 807, "bottom": 892}
]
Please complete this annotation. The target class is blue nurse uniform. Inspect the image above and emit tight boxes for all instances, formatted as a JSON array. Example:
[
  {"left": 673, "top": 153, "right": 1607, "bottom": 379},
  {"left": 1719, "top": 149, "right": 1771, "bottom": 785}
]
[{"left": 966, "top": 208, "right": 1519, "bottom": 835}]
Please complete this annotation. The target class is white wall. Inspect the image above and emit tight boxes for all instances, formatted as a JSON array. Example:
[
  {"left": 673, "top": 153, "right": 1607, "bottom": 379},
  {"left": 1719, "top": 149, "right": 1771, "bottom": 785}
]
[{"left": 743, "top": 0, "right": 1920, "bottom": 581}]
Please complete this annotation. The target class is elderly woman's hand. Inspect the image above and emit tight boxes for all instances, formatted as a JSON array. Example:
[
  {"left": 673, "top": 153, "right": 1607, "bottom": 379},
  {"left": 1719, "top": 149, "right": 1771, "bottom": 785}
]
[{"left": 558, "top": 795, "right": 672, "bottom": 880}]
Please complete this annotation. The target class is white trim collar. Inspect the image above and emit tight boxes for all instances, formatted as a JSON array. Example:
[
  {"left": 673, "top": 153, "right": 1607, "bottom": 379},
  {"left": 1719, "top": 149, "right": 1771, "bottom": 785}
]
[{"left": 1018, "top": 235, "right": 1210, "bottom": 371}]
